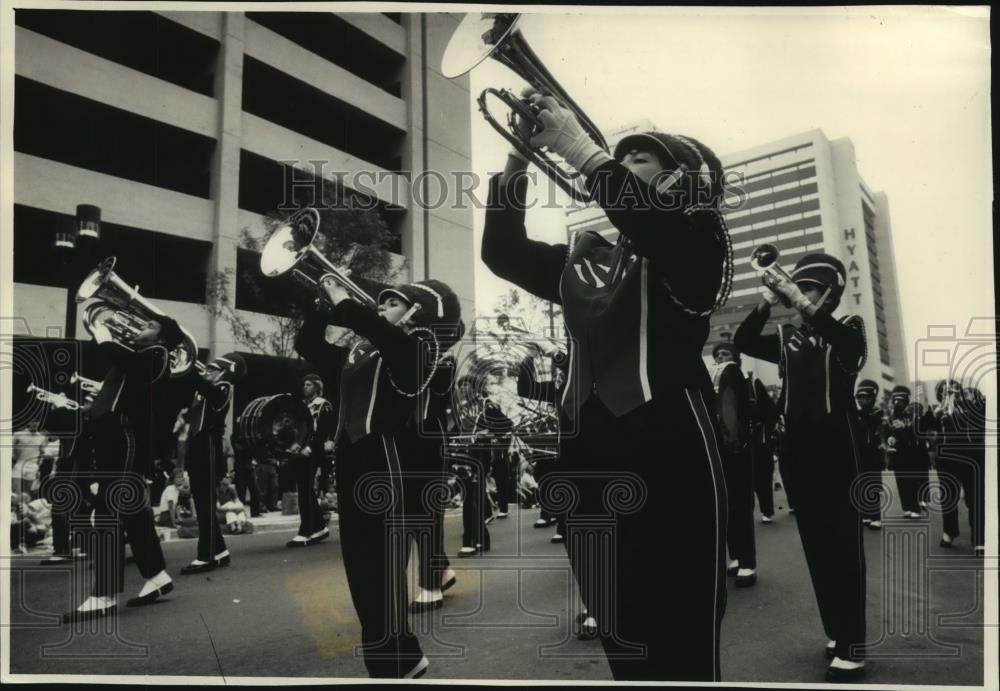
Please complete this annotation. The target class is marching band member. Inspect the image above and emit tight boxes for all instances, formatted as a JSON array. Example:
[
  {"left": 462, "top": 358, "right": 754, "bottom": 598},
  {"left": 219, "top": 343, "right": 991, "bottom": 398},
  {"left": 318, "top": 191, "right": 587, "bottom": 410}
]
[
  {"left": 63, "top": 317, "right": 183, "bottom": 622},
  {"left": 483, "top": 88, "right": 733, "bottom": 680},
  {"left": 295, "top": 276, "right": 461, "bottom": 679},
  {"left": 398, "top": 309, "right": 464, "bottom": 611},
  {"left": 179, "top": 353, "right": 246, "bottom": 574},
  {"left": 734, "top": 252, "right": 868, "bottom": 681},
  {"left": 747, "top": 373, "right": 779, "bottom": 524},
  {"left": 934, "top": 380, "right": 985, "bottom": 554},
  {"left": 36, "top": 385, "right": 96, "bottom": 565},
  {"left": 883, "top": 386, "right": 925, "bottom": 518},
  {"left": 712, "top": 342, "right": 757, "bottom": 587},
  {"left": 854, "top": 380, "right": 885, "bottom": 529},
  {"left": 285, "top": 374, "right": 335, "bottom": 547}
]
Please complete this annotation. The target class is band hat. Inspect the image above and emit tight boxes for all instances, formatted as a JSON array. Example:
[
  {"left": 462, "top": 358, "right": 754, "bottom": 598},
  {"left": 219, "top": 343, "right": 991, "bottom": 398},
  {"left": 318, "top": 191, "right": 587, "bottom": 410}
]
[
  {"left": 856, "top": 379, "right": 879, "bottom": 397},
  {"left": 792, "top": 253, "right": 847, "bottom": 298},
  {"left": 613, "top": 132, "right": 683, "bottom": 170},
  {"left": 712, "top": 341, "right": 738, "bottom": 359},
  {"left": 377, "top": 287, "right": 414, "bottom": 308},
  {"left": 890, "top": 385, "right": 911, "bottom": 401}
]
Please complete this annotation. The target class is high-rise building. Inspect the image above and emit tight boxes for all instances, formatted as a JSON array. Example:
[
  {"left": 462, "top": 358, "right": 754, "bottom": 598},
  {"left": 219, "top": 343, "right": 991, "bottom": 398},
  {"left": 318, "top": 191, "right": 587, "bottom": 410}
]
[
  {"left": 11, "top": 10, "right": 474, "bottom": 357},
  {"left": 563, "top": 127, "right": 906, "bottom": 389}
]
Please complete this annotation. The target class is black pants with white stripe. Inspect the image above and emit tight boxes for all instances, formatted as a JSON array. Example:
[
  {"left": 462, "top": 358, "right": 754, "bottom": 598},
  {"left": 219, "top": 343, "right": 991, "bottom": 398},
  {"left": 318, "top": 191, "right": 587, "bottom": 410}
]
[
  {"left": 783, "top": 418, "right": 866, "bottom": 662},
  {"left": 186, "top": 433, "right": 227, "bottom": 562},
  {"left": 293, "top": 454, "right": 325, "bottom": 538},
  {"left": 752, "top": 442, "right": 775, "bottom": 518},
  {"left": 722, "top": 444, "right": 757, "bottom": 569},
  {"left": 938, "top": 444, "right": 985, "bottom": 547},
  {"left": 89, "top": 413, "right": 166, "bottom": 597},
  {"left": 554, "top": 389, "right": 727, "bottom": 681},
  {"left": 335, "top": 432, "right": 423, "bottom": 678}
]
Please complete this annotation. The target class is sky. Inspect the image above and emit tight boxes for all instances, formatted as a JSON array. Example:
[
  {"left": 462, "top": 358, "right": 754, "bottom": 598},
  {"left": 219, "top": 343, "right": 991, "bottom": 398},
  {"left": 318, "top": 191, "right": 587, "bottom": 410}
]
[{"left": 463, "top": 6, "right": 993, "bottom": 377}]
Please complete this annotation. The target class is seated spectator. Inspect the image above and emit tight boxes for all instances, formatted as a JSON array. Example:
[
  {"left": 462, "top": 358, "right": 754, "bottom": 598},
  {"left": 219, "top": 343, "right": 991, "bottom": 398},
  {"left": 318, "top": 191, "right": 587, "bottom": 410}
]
[
  {"left": 216, "top": 476, "right": 251, "bottom": 534},
  {"left": 11, "top": 492, "right": 49, "bottom": 552},
  {"left": 156, "top": 469, "right": 187, "bottom": 527},
  {"left": 174, "top": 483, "right": 199, "bottom": 539},
  {"left": 517, "top": 461, "right": 539, "bottom": 509}
]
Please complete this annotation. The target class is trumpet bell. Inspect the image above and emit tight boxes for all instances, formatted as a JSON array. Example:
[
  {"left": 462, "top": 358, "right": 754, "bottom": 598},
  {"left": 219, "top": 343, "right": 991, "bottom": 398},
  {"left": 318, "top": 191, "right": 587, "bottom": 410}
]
[
  {"left": 259, "top": 208, "right": 376, "bottom": 308},
  {"left": 749, "top": 244, "right": 780, "bottom": 272},
  {"left": 441, "top": 13, "right": 521, "bottom": 78},
  {"left": 260, "top": 208, "right": 320, "bottom": 278}
]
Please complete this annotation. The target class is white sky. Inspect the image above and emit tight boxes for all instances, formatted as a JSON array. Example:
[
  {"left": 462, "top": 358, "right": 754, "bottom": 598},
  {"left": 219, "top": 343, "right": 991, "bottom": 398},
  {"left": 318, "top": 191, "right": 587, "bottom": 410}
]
[{"left": 466, "top": 7, "right": 993, "bottom": 365}]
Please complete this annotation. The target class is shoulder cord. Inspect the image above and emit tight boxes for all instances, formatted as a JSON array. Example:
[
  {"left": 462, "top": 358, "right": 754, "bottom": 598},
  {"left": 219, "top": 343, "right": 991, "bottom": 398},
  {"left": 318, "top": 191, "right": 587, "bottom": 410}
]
[
  {"left": 385, "top": 326, "right": 442, "bottom": 399},
  {"left": 831, "top": 315, "right": 868, "bottom": 374},
  {"left": 661, "top": 206, "right": 735, "bottom": 317}
]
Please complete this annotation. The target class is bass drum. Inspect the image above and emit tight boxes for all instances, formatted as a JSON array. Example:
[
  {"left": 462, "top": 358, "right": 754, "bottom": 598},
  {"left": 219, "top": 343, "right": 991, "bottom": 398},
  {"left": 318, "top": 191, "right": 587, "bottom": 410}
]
[{"left": 237, "top": 394, "right": 314, "bottom": 460}]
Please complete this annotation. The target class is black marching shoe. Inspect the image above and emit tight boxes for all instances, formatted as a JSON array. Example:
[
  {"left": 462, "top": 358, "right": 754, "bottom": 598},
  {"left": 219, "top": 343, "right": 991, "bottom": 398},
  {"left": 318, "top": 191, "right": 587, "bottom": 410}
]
[
  {"left": 126, "top": 582, "right": 174, "bottom": 608},
  {"left": 62, "top": 604, "right": 116, "bottom": 624},
  {"left": 735, "top": 570, "right": 758, "bottom": 588},
  {"left": 306, "top": 528, "right": 330, "bottom": 545},
  {"left": 577, "top": 616, "right": 598, "bottom": 640},
  {"left": 825, "top": 658, "right": 866, "bottom": 682},
  {"left": 215, "top": 554, "right": 232, "bottom": 568},
  {"left": 726, "top": 563, "right": 739, "bottom": 578},
  {"left": 180, "top": 561, "right": 215, "bottom": 576}
]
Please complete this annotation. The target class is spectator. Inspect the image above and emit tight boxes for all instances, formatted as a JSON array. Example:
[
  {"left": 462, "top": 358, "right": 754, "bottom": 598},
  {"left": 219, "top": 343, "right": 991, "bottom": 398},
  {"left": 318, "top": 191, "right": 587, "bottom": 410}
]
[
  {"left": 255, "top": 455, "right": 281, "bottom": 513},
  {"left": 174, "top": 483, "right": 198, "bottom": 539},
  {"left": 12, "top": 421, "right": 47, "bottom": 497},
  {"left": 173, "top": 408, "right": 190, "bottom": 470},
  {"left": 231, "top": 434, "right": 265, "bottom": 517},
  {"left": 156, "top": 469, "right": 187, "bottom": 527},
  {"left": 12, "top": 492, "right": 49, "bottom": 552},
  {"left": 517, "top": 459, "right": 538, "bottom": 509},
  {"left": 216, "top": 476, "right": 251, "bottom": 534}
]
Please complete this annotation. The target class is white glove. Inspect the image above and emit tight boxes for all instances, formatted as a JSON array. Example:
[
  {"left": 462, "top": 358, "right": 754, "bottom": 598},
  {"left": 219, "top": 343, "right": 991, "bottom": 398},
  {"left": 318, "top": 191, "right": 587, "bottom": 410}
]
[
  {"left": 323, "top": 441, "right": 335, "bottom": 454},
  {"left": 90, "top": 322, "right": 113, "bottom": 344},
  {"left": 526, "top": 89, "right": 611, "bottom": 175},
  {"left": 762, "top": 289, "right": 782, "bottom": 307},
  {"left": 771, "top": 277, "right": 812, "bottom": 313}
]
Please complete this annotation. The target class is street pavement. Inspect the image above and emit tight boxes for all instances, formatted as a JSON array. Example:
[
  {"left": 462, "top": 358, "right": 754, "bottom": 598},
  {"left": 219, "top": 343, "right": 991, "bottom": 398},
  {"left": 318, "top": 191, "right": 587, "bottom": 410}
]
[{"left": 7, "top": 472, "right": 986, "bottom": 684}]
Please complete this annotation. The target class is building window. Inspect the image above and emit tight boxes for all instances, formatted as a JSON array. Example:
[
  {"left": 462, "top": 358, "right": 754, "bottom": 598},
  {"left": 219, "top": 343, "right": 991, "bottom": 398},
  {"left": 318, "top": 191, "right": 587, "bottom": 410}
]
[
  {"left": 13, "top": 204, "right": 211, "bottom": 304},
  {"left": 241, "top": 56, "right": 406, "bottom": 172},
  {"left": 15, "top": 9, "right": 220, "bottom": 97},
  {"left": 247, "top": 12, "right": 405, "bottom": 97},
  {"left": 14, "top": 77, "right": 216, "bottom": 198}
]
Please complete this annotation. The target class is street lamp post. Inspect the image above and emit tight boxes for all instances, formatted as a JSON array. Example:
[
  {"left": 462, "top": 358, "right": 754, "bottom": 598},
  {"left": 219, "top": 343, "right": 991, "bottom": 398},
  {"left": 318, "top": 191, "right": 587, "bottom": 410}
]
[{"left": 54, "top": 205, "right": 102, "bottom": 339}]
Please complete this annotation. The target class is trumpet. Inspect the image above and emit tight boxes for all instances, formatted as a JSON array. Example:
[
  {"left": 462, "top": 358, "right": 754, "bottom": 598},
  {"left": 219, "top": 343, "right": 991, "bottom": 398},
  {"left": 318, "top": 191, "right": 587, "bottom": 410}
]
[
  {"left": 259, "top": 208, "right": 376, "bottom": 309},
  {"left": 27, "top": 383, "right": 80, "bottom": 411},
  {"left": 77, "top": 256, "right": 199, "bottom": 378},
  {"left": 441, "top": 13, "right": 608, "bottom": 202},
  {"left": 70, "top": 372, "right": 102, "bottom": 396},
  {"left": 749, "top": 244, "right": 796, "bottom": 303}
]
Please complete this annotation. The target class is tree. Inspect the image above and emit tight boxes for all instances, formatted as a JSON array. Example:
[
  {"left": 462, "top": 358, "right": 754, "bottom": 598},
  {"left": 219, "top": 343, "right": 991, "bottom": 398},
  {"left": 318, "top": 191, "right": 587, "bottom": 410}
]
[
  {"left": 204, "top": 177, "right": 405, "bottom": 357},
  {"left": 486, "top": 287, "right": 564, "bottom": 339}
]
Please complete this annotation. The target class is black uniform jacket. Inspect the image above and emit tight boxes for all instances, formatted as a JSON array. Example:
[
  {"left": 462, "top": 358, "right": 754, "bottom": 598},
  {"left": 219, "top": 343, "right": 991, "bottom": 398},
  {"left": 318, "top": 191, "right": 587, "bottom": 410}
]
[{"left": 483, "top": 161, "right": 724, "bottom": 420}]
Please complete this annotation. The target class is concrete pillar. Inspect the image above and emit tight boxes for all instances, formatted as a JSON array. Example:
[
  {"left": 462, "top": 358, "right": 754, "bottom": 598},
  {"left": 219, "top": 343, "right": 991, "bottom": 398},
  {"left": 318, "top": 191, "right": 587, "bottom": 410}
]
[{"left": 207, "top": 12, "right": 246, "bottom": 358}]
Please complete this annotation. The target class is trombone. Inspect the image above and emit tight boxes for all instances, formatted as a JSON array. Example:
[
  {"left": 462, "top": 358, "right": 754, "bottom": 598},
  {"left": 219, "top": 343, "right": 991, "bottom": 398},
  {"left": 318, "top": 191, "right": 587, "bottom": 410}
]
[
  {"left": 27, "top": 383, "right": 80, "bottom": 411},
  {"left": 259, "top": 208, "right": 376, "bottom": 309},
  {"left": 441, "top": 13, "right": 608, "bottom": 202}
]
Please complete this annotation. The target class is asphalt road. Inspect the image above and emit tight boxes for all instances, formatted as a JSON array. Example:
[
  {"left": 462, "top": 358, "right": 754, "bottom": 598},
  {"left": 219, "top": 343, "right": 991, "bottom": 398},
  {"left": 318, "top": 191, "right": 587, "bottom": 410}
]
[{"left": 7, "top": 472, "right": 986, "bottom": 684}]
